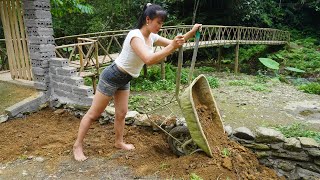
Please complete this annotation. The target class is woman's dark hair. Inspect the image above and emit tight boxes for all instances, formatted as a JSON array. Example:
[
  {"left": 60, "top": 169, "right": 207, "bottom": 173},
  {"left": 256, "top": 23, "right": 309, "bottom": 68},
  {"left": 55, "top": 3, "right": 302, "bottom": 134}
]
[{"left": 136, "top": 3, "right": 167, "bottom": 29}]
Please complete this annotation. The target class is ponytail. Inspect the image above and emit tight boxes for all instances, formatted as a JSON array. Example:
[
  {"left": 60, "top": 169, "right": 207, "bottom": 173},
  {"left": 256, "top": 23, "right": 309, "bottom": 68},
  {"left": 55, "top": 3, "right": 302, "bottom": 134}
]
[{"left": 136, "top": 3, "right": 167, "bottom": 29}]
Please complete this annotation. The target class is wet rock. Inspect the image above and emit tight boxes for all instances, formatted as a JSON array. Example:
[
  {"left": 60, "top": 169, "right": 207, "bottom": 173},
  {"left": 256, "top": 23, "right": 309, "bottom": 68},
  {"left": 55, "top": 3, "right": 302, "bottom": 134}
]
[
  {"left": 284, "top": 138, "right": 302, "bottom": 151},
  {"left": 233, "top": 127, "right": 255, "bottom": 140},
  {"left": 105, "top": 106, "right": 115, "bottom": 115},
  {"left": 272, "top": 150, "right": 310, "bottom": 162},
  {"left": 125, "top": 111, "right": 139, "bottom": 125},
  {"left": 133, "top": 114, "right": 151, "bottom": 127},
  {"left": 298, "top": 137, "right": 319, "bottom": 148},
  {"left": 255, "top": 151, "right": 270, "bottom": 159},
  {"left": 243, "top": 143, "right": 270, "bottom": 150},
  {"left": 224, "top": 125, "right": 233, "bottom": 136},
  {"left": 35, "top": 157, "right": 45, "bottom": 162},
  {"left": 270, "top": 143, "right": 284, "bottom": 150},
  {"left": 277, "top": 161, "right": 296, "bottom": 172},
  {"left": 176, "top": 117, "right": 187, "bottom": 126},
  {"left": 306, "top": 148, "right": 320, "bottom": 157},
  {"left": 54, "top": 109, "right": 65, "bottom": 115},
  {"left": 0, "top": 114, "right": 9, "bottom": 123},
  {"left": 255, "top": 127, "right": 285, "bottom": 143},
  {"left": 296, "top": 167, "right": 320, "bottom": 180}
]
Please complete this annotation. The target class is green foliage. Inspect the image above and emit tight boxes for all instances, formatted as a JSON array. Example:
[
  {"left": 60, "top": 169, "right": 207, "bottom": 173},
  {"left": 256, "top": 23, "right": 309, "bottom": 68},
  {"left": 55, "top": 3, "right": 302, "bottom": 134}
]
[
  {"left": 190, "top": 173, "right": 203, "bottom": 180},
  {"left": 221, "top": 148, "right": 230, "bottom": 157},
  {"left": 51, "top": 0, "right": 93, "bottom": 17},
  {"left": 298, "top": 82, "right": 320, "bottom": 95},
  {"left": 197, "top": 66, "right": 215, "bottom": 73},
  {"left": 258, "top": 57, "right": 305, "bottom": 76},
  {"left": 259, "top": 58, "right": 279, "bottom": 70},
  {"left": 228, "top": 80, "right": 253, "bottom": 86},
  {"left": 206, "top": 76, "right": 219, "bottom": 88},
  {"left": 131, "top": 63, "right": 189, "bottom": 91},
  {"left": 251, "top": 84, "right": 271, "bottom": 92},
  {"left": 275, "top": 123, "right": 320, "bottom": 143}
]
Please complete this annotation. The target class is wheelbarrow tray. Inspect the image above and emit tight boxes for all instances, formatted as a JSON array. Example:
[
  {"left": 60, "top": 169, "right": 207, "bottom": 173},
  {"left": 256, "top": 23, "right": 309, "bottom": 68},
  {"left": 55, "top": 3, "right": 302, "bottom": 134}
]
[{"left": 179, "top": 74, "right": 224, "bottom": 157}]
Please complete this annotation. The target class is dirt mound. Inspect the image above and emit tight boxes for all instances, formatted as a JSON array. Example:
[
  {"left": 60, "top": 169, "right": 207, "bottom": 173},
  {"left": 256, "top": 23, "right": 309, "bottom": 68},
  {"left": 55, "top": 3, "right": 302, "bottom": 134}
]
[{"left": 0, "top": 108, "right": 283, "bottom": 179}]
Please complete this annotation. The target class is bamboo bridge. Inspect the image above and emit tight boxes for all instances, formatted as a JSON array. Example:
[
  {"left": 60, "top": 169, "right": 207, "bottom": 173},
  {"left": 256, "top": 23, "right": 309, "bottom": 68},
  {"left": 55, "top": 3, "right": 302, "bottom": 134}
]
[{"left": 54, "top": 25, "right": 290, "bottom": 76}]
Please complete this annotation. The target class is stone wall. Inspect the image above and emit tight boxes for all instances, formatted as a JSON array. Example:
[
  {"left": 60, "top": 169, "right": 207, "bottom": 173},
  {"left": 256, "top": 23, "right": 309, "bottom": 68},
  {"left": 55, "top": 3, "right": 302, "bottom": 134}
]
[
  {"left": 225, "top": 126, "right": 320, "bottom": 179},
  {"left": 4, "top": 0, "right": 93, "bottom": 118}
]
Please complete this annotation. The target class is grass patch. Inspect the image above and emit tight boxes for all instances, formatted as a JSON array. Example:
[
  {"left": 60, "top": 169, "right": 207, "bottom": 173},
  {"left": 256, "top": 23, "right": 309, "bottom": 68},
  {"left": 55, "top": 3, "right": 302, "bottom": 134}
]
[
  {"left": 274, "top": 123, "right": 320, "bottom": 143},
  {"left": 298, "top": 82, "right": 320, "bottom": 95}
]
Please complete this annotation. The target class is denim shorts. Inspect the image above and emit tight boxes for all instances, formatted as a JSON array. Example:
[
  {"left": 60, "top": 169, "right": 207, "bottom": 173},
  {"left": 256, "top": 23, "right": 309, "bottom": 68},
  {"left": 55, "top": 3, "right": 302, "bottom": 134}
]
[{"left": 97, "top": 63, "right": 133, "bottom": 97}]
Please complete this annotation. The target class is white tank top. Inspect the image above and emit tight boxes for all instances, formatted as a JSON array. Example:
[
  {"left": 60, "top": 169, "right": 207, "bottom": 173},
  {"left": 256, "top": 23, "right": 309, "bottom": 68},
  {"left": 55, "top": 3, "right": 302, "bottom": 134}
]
[{"left": 115, "top": 29, "right": 160, "bottom": 78}]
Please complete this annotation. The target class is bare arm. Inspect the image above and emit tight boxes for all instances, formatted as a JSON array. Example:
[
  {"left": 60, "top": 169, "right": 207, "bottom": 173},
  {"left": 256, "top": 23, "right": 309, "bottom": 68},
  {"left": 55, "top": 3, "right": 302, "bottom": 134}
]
[
  {"left": 131, "top": 35, "right": 184, "bottom": 65},
  {"left": 183, "top": 23, "right": 202, "bottom": 41}
]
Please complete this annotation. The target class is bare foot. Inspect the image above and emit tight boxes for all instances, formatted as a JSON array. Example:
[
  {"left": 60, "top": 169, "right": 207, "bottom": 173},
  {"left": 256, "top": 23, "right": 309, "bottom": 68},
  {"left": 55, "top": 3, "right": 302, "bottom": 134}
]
[
  {"left": 115, "top": 142, "right": 135, "bottom": 150},
  {"left": 73, "top": 143, "right": 88, "bottom": 161}
]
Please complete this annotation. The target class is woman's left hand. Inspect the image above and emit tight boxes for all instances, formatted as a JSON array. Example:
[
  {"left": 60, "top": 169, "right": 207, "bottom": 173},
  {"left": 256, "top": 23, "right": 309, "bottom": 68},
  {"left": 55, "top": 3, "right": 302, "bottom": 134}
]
[{"left": 192, "top": 23, "right": 202, "bottom": 34}]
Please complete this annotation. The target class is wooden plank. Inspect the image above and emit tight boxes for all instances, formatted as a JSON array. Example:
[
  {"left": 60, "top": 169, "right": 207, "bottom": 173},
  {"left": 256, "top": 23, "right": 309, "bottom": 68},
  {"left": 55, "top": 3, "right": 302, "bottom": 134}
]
[
  {"left": 2, "top": 0, "right": 17, "bottom": 79},
  {"left": 8, "top": 0, "right": 22, "bottom": 78},
  {"left": 0, "top": 1, "right": 15, "bottom": 77},
  {"left": 12, "top": 0, "right": 26, "bottom": 79},
  {"left": 16, "top": 0, "right": 32, "bottom": 80}
]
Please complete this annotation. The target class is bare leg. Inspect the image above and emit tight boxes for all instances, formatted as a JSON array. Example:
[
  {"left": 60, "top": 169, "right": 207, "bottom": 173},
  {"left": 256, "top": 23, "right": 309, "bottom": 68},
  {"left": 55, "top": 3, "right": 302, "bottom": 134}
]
[
  {"left": 73, "top": 91, "right": 112, "bottom": 161},
  {"left": 113, "top": 90, "right": 135, "bottom": 150}
]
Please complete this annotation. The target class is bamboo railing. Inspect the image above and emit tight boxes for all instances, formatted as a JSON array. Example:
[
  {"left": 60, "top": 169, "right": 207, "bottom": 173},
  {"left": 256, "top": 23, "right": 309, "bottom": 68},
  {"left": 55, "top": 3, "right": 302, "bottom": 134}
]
[{"left": 55, "top": 25, "right": 290, "bottom": 73}]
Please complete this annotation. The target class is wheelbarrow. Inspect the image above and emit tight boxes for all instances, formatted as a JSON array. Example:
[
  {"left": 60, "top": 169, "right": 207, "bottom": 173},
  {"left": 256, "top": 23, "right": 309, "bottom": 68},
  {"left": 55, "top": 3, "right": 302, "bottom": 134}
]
[{"left": 148, "top": 31, "right": 225, "bottom": 157}]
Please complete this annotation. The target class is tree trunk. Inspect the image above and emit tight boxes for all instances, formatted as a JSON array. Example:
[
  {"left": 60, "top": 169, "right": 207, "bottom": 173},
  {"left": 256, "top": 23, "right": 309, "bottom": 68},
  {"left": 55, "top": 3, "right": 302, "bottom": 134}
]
[{"left": 192, "top": 0, "right": 200, "bottom": 25}]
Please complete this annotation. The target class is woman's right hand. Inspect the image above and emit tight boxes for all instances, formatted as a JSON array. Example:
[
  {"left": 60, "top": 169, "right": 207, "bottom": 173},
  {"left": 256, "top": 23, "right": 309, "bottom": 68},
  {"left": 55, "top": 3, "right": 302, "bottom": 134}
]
[{"left": 171, "top": 35, "right": 185, "bottom": 49}]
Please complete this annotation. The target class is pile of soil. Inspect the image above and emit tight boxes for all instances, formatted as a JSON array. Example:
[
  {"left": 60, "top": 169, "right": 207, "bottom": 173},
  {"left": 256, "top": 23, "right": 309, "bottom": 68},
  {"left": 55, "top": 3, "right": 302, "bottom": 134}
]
[{"left": 0, "top": 108, "right": 283, "bottom": 179}]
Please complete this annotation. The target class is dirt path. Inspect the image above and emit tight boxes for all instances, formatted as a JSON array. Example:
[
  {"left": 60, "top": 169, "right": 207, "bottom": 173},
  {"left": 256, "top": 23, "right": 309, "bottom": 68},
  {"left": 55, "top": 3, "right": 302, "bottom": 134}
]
[
  {"left": 0, "top": 81, "right": 37, "bottom": 114},
  {"left": 0, "top": 73, "right": 319, "bottom": 179}
]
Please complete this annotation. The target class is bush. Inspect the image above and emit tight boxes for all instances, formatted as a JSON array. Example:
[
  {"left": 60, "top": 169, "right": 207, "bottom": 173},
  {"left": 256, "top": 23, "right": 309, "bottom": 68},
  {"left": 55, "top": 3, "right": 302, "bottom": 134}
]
[{"left": 298, "top": 82, "right": 320, "bottom": 95}]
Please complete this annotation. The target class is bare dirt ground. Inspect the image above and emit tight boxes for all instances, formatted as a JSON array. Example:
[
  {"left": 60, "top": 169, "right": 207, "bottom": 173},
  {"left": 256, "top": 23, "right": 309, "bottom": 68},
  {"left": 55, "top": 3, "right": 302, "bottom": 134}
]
[
  {"left": 0, "top": 80, "right": 37, "bottom": 114},
  {"left": 0, "top": 73, "right": 319, "bottom": 179}
]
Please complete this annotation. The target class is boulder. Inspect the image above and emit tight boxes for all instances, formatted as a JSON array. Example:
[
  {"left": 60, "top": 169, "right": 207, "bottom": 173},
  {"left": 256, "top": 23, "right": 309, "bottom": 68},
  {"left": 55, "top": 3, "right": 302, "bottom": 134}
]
[{"left": 255, "top": 127, "right": 285, "bottom": 143}]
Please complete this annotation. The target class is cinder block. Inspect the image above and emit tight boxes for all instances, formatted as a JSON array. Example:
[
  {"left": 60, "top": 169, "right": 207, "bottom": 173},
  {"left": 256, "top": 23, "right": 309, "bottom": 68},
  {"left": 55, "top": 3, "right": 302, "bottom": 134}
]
[
  {"left": 24, "top": 10, "right": 51, "bottom": 19},
  {"left": 28, "top": 36, "right": 54, "bottom": 44},
  {"left": 50, "top": 58, "right": 69, "bottom": 67},
  {"left": 49, "top": 66, "right": 57, "bottom": 75},
  {"left": 50, "top": 74, "right": 65, "bottom": 83},
  {"left": 24, "top": 19, "right": 52, "bottom": 28},
  {"left": 79, "top": 96, "right": 93, "bottom": 106},
  {"left": 29, "top": 44, "right": 55, "bottom": 53},
  {"left": 33, "top": 74, "right": 50, "bottom": 83},
  {"left": 32, "top": 67, "right": 49, "bottom": 76},
  {"left": 73, "top": 86, "right": 93, "bottom": 96},
  {"left": 64, "top": 76, "right": 84, "bottom": 87},
  {"left": 23, "top": 1, "right": 50, "bottom": 10},
  {"left": 30, "top": 51, "right": 55, "bottom": 60},
  {"left": 34, "top": 81, "right": 49, "bottom": 90},
  {"left": 31, "top": 59, "right": 49, "bottom": 68},
  {"left": 59, "top": 83, "right": 73, "bottom": 92},
  {"left": 53, "top": 89, "right": 72, "bottom": 98},
  {"left": 57, "top": 67, "right": 77, "bottom": 76},
  {"left": 26, "top": 27, "right": 54, "bottom": 36}
]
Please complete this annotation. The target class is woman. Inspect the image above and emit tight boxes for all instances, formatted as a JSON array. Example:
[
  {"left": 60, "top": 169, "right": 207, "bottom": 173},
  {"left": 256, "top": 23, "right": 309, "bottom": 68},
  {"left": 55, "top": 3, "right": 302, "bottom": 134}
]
[{"left": 73, "top": 3, "right": 202, "bottom": 161}]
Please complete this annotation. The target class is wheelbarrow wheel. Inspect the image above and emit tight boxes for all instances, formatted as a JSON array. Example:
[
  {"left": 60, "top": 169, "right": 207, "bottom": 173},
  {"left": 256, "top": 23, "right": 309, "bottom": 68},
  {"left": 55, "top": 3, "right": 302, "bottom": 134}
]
[{"left": 168, "top": 126, "right": 198, "bottom": 156}]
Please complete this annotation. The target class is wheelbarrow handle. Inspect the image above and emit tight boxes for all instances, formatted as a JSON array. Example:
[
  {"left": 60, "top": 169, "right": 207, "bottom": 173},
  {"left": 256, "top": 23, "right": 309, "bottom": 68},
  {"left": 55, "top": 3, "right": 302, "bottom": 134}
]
[
  {"left": 188, "top": 31, "right": 201, "bottom": 84},
  {"left": 175, "top": 46, "right": 184, "bottom": 102}
]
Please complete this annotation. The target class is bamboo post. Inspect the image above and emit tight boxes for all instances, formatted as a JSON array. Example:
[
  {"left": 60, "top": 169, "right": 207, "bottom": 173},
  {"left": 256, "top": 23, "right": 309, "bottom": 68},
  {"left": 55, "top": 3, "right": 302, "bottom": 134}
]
[
  {"left": 234, "top": 27, "right": 240, "bottom": 74},
  {"left": 12, "top": 0, "right": 26, "bottom": 79},
  {"left": 16, "top": 0, "right": 31, "bottom": 80},
  {"left": 161, "top": 58, "right": 166, "bottom": 80},
  {"left": 143, "top": 64, "right": 147, "bottom": 77},
  {"left": 94, "top": 41, "right": 99, "bottom": 75},
  {"left": 175, "top": 47, "right": 183, "bottom": 102},
  {"left": 78, "top": 43, "right": 84, "bottom": 72},
  {"left": 217, "top": 46, "right": 222, "bottom": 72}
]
